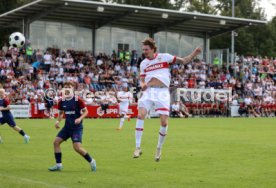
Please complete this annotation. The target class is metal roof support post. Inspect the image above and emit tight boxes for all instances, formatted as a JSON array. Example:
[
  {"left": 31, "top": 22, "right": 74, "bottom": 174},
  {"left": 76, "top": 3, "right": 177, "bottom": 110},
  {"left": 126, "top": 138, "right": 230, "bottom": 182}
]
[
  {"left": 165, "top": 31, "right": 168, "bottom": 52},
  {"left": 204, "top": 33, "right": 210, "bottom": 64},
  {"left": 231, "top": 0, "right": 236, "bottom": 78},
  {"left": 178, "top": 34, "right": 181, "bottom": 56},
  {"left": 92, "top": 26, "right": 96, "bottom": 56},
  {"left": 23, "top": 18, "right": 30, "bottom": 41},
  {"left": 22, "top": 19, "right": 25, "bottom": 35},
  {"left": 149, "top": 30, "right": 154, "bottom": 39}
]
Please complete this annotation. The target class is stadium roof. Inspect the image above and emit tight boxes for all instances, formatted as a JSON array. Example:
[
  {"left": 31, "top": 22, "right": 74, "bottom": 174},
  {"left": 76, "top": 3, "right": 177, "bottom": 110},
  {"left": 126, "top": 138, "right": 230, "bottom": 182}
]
[{"left": 0, "top": 0, "right": 267, "bottom": 38}]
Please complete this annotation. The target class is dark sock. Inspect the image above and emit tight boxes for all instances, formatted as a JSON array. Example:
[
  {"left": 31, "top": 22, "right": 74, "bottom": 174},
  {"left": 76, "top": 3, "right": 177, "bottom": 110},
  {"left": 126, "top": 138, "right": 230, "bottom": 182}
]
[
  {"left": 19, "top": 130, "right": 25, "bottom": 136},
  {"left": 55, "top": 152, "right": 62, "bottom": 163},
  {"left": 83, "top": 153, "right": 92, "bottom": 163}
]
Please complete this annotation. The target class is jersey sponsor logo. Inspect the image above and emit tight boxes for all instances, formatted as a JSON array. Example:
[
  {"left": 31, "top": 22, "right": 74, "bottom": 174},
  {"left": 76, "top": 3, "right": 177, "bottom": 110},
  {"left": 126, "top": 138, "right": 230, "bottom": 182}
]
[
  {"left": 65, "top": 111, "right": 75, "bottom": 115},
  {"left": 145, "top": 62, "right": 169, "bottom": 72}
]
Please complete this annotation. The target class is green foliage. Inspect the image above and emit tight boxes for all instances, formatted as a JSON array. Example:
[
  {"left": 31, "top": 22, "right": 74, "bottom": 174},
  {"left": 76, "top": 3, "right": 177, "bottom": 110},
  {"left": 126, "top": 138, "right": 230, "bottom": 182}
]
[
  {"left": 186, "top": 0, "right": 217, "bottom": 14},
  {"left": 106, "top": 0, "right": 176, "bottom": 9},
  {"left": 207, "top": 0, "right": 275, "bottom": 57}
]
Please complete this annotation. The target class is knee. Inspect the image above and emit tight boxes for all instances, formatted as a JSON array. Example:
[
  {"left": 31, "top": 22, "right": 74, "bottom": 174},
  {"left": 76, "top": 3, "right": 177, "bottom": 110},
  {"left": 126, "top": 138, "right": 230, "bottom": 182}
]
[
  {"left": 53, "top": 140, "right": 60, "bottom": 147},
  {"left": 137, "top": 112, "right": 147, "bottom": 120},
  {"left": 161, "top": 121, "right": 168, "bottom": 127},
  {"left": 160, "top": 118, "right": 168, "bottom": 126},
  {"left": 137, "top": 107, "right": 147, "bottom": 119},
  {"left": 73, "top": 145, "right": 81, "bottom": 152}
]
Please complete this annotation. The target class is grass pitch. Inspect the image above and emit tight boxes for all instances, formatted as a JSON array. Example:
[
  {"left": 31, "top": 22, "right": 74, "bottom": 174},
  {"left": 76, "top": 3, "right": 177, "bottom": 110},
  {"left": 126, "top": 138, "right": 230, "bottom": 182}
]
[{"left": 0, "top": 118, "right": 276, "bottom": 188}]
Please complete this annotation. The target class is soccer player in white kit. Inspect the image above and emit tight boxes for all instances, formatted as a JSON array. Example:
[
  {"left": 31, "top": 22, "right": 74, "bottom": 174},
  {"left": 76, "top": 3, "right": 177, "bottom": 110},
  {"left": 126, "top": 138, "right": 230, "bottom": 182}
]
[
  {"left": 133, "top": 38, "right": 201, "bottom": 161},
  {"left": 116, "top": 86, "right": 133, "bottom": 130}
]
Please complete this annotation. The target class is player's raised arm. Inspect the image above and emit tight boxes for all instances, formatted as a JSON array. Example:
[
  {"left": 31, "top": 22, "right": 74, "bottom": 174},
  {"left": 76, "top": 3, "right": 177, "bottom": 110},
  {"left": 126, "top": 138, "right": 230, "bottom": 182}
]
[{"left": 175, "top": 47, "right": 202, "bottom": 65}]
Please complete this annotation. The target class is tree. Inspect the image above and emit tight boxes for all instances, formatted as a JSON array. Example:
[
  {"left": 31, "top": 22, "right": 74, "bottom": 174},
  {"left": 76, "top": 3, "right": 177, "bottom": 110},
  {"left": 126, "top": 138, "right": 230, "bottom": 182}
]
[
  {"left": 106, "top": 0, "right": 175, "bottom": 9},
  {"left": 186, "top": 0, "right": 217, "bottom": 14},
  {"left": 210, "top": 0, "right": 271, "bottom": 57}
]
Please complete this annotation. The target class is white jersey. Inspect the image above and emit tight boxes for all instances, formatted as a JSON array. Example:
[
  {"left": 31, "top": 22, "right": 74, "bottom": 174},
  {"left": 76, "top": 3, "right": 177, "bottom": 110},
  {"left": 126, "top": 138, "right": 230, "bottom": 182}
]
[
  {"left": 171, "top": 103, "right": 180, "bottom": 111},
  {"left": 140, "top": 53, "right": 176, "bottom": 87},
  {"left": 117, "top": 91, "right": 133, "bottom": 104}
]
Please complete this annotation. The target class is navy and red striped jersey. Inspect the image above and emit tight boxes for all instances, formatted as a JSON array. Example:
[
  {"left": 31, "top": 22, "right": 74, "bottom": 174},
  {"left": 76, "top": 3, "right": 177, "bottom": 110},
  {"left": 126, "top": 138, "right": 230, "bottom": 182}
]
[{"left": 58, "top": 97, "right": 86, "bottom": 129}]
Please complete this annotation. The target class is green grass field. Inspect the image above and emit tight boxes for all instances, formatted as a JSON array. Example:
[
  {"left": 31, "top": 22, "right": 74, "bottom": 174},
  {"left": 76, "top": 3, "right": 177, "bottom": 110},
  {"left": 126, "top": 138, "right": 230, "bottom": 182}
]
[{"left": 0, "top": 118, "right": 276, "bottom": 188}]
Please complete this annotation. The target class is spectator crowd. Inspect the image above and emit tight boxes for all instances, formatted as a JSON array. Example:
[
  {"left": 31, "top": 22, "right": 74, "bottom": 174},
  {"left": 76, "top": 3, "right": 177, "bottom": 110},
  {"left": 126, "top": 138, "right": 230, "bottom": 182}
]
[{"left": 1, "top": 42, "right": 276, "bottom": 117}]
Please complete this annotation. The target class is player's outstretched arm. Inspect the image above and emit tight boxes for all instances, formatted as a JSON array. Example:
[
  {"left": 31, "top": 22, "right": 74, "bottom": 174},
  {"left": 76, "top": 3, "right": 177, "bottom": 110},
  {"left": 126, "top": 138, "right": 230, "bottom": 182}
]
[{"left": 175, "top": 47, "right": 202, "bottom": 65}]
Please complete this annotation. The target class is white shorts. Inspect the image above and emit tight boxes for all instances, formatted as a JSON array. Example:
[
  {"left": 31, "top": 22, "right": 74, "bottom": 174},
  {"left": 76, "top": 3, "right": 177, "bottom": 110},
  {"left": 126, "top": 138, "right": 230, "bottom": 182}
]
[
  {"left": 138, "top": 87, "right": 170, "bottom": 115},
  {"left": 119, "top": 102, "right": 129, "bottom": 115}
]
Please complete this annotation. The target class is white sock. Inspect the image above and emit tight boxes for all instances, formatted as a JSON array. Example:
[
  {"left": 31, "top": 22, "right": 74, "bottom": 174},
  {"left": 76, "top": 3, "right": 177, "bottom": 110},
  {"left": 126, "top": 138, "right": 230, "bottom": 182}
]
[
  {"left": 135, "top": 119, "right": 144, "bottom": 148},
  {"left": 157, "top": 126, "right": 168, "bottom": 149},
  {"left": 119, "top": 118, "right": 125, "bottom": 128},
  {"left": 56, "top": 163, "right": 62, "bottom": 167}
]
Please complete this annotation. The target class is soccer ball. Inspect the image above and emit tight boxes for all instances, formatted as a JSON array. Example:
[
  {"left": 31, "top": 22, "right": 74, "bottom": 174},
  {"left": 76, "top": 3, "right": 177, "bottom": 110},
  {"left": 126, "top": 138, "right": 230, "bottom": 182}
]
[{"left": 9, "top": 32, "right": 25, "bottom": 48}]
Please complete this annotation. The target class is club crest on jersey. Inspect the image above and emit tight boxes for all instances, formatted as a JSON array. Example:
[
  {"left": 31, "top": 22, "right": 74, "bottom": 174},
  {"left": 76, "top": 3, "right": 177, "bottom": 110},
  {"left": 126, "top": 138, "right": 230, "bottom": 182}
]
[{"left": 158, "top": 57, "right": 162, "bottom": 62}]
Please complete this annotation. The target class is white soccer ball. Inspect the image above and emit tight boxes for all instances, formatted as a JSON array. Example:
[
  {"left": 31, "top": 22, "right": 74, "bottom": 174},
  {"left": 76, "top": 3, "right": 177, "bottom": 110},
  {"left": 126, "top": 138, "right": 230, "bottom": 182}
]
[{"left": 9, "top": 32, "right": 25, "bottom": 48}]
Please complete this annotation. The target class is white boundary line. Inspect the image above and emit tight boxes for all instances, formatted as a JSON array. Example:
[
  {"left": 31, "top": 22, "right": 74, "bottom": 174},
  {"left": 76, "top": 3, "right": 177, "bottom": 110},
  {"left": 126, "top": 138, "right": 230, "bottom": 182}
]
[{"left": 0, "top": 173, "right": 67, "bottom": 188}]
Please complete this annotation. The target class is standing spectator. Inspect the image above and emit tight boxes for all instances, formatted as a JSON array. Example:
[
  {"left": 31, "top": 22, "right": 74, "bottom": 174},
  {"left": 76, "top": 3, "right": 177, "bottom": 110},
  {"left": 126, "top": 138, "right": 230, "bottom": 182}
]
[{"left": 44, "top": 50, "right": 52, "bottom": 73}]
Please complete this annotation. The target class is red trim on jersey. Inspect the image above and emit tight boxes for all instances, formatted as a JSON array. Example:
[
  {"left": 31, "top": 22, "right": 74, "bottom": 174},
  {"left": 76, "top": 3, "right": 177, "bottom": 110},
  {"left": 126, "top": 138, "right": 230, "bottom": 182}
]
[
  {"left": 136, "top": 128, "right": 144, "bottom": 131},
  {"left": 147, "top": 53, "right": 158, "bottom": 60},
  {"left": 57, "top": 99, "right": 63, "bottom": 110},
  {"left": 144, "top": 62, "right": 169, "bottom": 72},
  {"left": 3, "top": 98, "right": 10, "bottom": 106},
  {"left": 155, "top": 108, "right": 170, "bottom": 111},
  {"left": 171, "top": 56, "right": 177, "bottom": 64},
  {"left": 140, "top": 74, "right": 146, "bottom": 77},
  {"left": 78, "top": 97, "right": 86, "bottom": 109}
]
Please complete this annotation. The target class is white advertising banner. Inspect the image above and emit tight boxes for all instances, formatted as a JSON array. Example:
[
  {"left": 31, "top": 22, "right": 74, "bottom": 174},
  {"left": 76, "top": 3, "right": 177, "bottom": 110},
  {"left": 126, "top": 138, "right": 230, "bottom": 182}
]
[
  {"left": 230, "top": 105, "right": 240, "bottom": 117},
  {"left": 10, "top": 105, "right": 30, "bottom": 118}
]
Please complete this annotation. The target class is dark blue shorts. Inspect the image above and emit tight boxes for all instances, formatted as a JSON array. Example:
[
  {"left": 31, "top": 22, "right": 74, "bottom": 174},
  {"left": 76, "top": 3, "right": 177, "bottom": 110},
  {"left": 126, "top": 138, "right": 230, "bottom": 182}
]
[
  {"left": 0, "top": 117, "right": 16, "bottom": 127},
  {"left": 57, "top": 127, "right": 83, "bottom": 143}
]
